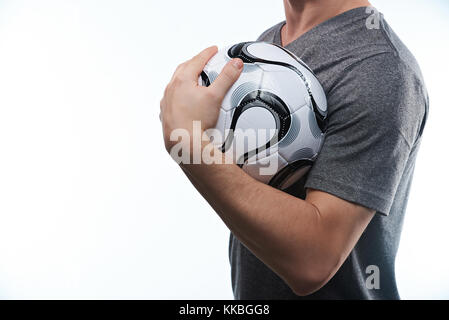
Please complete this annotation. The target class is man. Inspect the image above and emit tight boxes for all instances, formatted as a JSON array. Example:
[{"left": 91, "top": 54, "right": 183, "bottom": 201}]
[{"left": 159, "top": 0, "right": 428, "bottom": 299}]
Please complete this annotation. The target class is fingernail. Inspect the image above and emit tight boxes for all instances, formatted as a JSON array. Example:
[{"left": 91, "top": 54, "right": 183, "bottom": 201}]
[{"left": 232, "top": 58, "right": 243, "bottom": 70}]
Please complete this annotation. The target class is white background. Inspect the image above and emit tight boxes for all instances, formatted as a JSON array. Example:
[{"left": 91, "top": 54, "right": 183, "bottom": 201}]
[{"left": 0, "top": 0, "right": 448, "bottom": 299}]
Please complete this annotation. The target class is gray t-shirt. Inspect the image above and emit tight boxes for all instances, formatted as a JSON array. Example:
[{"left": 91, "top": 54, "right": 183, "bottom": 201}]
[{"left": 229, "top": 7, "right": 428, "bottom": 300}]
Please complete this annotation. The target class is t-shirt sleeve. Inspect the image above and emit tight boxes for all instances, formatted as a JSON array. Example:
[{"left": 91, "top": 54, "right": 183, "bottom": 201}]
[{"left": 304, "top": 53, "right": 425, "bottom": 215}]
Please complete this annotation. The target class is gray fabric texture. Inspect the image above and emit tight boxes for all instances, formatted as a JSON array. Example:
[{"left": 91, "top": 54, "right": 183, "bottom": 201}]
[{"left": 229, "top": 6, "right": 428, "bottom": 300}]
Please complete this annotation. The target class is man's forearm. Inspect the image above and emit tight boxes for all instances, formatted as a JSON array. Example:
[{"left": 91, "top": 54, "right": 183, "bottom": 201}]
[{"left": 180, "top": 143, "right": 336, "bottom": 295}]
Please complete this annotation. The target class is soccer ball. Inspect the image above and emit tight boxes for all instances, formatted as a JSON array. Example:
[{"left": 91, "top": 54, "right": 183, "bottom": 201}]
[{"left": 199, "top": 42, "right": 328, "bottom": 190}]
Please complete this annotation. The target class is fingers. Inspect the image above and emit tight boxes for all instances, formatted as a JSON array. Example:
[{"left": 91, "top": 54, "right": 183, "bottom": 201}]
[
  {"left": 209, "top": 58, "right": 243, "bottom": 99},
  {"left": 183, "top": 46, "right": 218, "bottom": 80}
]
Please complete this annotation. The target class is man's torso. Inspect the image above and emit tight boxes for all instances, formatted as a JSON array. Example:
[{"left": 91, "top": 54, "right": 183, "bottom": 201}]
[{"left": 230, "top": 6, "right": 428, "bottom": 300}]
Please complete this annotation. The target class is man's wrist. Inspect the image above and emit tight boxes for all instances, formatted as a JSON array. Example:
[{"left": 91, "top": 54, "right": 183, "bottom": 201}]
[{"left": 168, "top": 127, "right": 226, "bottom": 166}]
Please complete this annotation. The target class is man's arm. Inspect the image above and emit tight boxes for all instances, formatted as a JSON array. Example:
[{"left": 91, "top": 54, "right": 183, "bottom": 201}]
[
  {"left": 181, "top": 142, "right": 374, "bottom": 296},
  {"left": 160, "top": 47, "right": 375, "bottom": 296}
]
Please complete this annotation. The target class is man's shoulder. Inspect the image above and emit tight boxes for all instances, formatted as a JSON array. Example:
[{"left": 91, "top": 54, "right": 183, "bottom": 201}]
[
  {"left": 323, "top": 15, "right": 427, "bottom": 109},
  {"left": 380, "top": 18, "right": 426, "bottom": 86}
]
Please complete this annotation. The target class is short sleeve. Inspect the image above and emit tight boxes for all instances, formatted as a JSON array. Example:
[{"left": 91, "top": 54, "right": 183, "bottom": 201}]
[{"left": 304, "top": 53, "right": 426, "bottom": 215}]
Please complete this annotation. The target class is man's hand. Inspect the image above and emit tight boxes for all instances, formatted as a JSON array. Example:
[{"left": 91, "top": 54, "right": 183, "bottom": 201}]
[{"left": 160, "top": 46, "right": 243, "bottom": 152}]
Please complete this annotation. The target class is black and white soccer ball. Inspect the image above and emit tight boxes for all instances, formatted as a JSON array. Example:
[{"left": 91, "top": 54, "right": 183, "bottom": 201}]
[{"left": 199, "top": 42, "right": 328, "bottom": 190}]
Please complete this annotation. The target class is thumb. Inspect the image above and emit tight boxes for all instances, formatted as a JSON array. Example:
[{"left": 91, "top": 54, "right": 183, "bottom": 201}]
[{"left": 209, "top": 58, "right": 243, "bottom": 99}]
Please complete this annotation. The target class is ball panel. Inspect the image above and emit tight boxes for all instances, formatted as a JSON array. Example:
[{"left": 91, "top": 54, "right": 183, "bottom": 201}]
[
  {"left": 221, "top": 68, "right": 264, "bottom": 111},
  {"left": 242, "top": 151, "right": 288, "bottom": 184},
  {"left": 278, "top": 106, "right": 322, "bottom": 162},
  {"left": 229, "top": 82, "right": 260, "bottom": 111},
  {"left": 278, "top": 112, "right": 301, "bottom": 147},
  {"left": 308, "top": 108, "right": 323, "bottom": 140},
  {"left": 209, "top": 108, "right": 231, "bottom": 146},
  {"left": 223, "top": 107, "right": 277, "bottom": 163},
  {"left": 246, "top": 42, "right": 299, "bottom": 67},
  {"left": 260, "top": 66, "right": 310, "bottom": 114},
  {"left": 298, "top": 68, "right": 328, "bottom": 115}
]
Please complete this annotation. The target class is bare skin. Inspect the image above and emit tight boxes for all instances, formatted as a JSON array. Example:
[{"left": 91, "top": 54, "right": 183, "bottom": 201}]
[
  {"left": 282, "top": 0, "right": 372, "bottom": 46},
  {"left": 160, "top": 0, "right": 375, "bottom": 296}
]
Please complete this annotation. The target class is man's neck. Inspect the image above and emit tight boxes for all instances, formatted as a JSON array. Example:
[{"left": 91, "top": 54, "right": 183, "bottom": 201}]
[{"left": 281, "top": 0, "right": 371, "bottom": 46}]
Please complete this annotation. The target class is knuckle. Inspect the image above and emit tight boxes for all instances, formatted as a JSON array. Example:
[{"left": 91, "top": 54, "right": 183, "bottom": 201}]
[
  {"left": 188, "top": 56, "right": 196, "bottom": 64},
  {"left": 175, "top": 62, "right": 185, "bottom": 72},
  {"left": 172, "top": 63, "right": 186, "bottom": 79},
  {"left": 172, "top": 74, "right": 183, "bottom": 85},
  {"left": 204, "top": 89, "right": 219, "bottom": 102}
]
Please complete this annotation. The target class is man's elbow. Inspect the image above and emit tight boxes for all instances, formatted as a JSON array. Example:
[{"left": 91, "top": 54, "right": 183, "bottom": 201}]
[
  {"left": 287, "top": 261, "right": 337, "bottom": 297},
  {"left": 289, "top": 274, "right": 329, "bottom": 297}
]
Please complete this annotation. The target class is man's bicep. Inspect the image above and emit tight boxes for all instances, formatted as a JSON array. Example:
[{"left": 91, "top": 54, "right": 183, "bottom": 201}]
[
  {"left": 306, "top": 188, "right": 375, "bottom": 227},
  {"left": 305, "top": 188, "right": 375, "bottom": 270}
]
